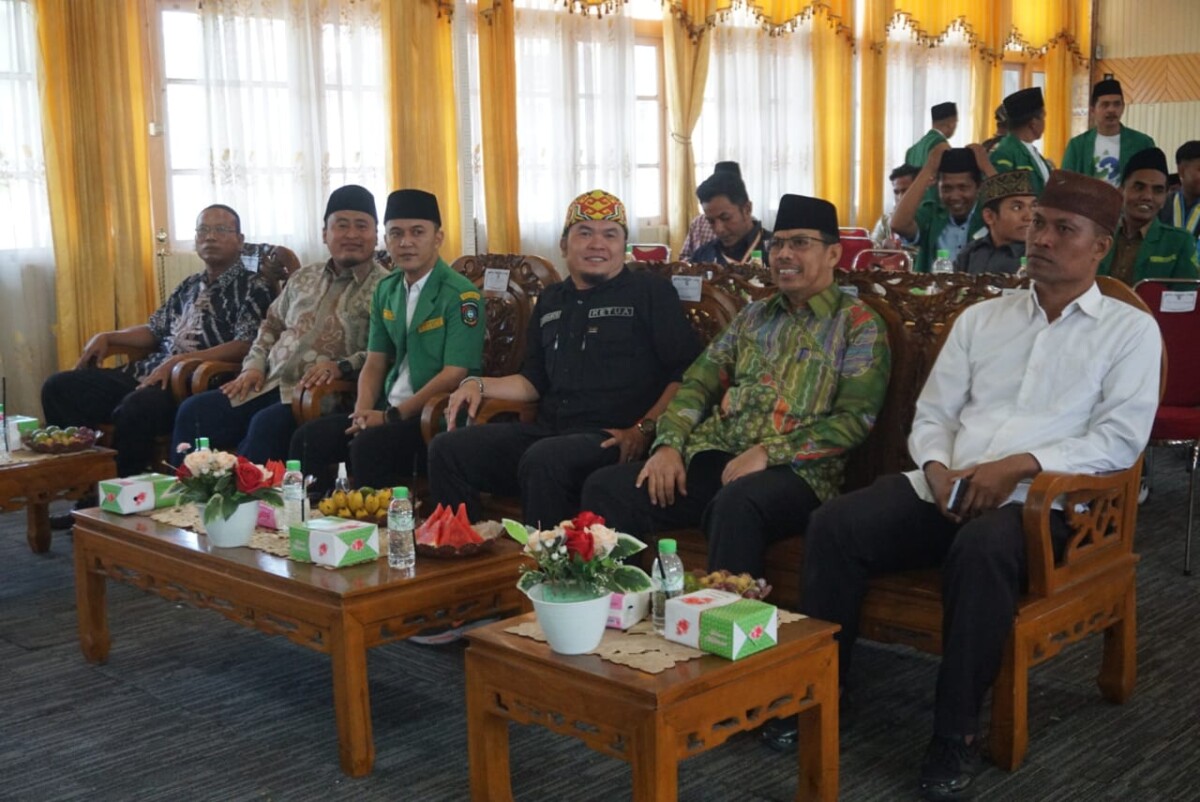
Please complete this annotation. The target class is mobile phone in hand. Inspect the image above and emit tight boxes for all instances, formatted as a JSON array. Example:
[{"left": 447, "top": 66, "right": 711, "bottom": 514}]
[{"left": 948, "top": 477, "right": 971, "bottom": 514}]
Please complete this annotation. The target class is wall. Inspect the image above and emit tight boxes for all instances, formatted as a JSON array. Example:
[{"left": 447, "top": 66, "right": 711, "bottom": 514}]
[{"left": 1094, "top": 0, "right": 1200, "bottom": 160}]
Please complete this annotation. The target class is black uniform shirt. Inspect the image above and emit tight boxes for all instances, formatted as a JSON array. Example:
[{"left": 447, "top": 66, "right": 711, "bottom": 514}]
[{"left": 521, "top": 267, "right": 702, "bottom": 433}]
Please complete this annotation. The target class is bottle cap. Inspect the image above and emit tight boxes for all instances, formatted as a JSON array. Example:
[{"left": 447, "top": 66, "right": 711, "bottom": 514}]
[
  {"left": 659, "top": 538, "right": 677, "bottom": 554},
  {"left": 286, "top": 459, "right": 301, "bottom": 471},
  {"left": 394, "top": 487, "right": 409, "bottom": 499},
  {"left": 936, "top": 249, "right": 949, "bottom": 258},
  {"left": 751, "top": 250, "right": 762, "bottom": 259}
]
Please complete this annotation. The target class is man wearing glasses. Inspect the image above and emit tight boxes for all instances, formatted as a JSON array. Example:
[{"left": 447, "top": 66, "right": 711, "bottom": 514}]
[
  {"left": 41, "top": 204, "right": 273, "bottom": 521},
  {"left": 582, "top": 194, "right": 891, "bottom": 578}
]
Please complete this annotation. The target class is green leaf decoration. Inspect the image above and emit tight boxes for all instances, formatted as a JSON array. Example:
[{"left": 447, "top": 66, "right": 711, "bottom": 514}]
[
  {"left": 516, "top": 571, "right": 545, "bottom": 594},
  {"left": 610, "top": 565, "right": 653, "bottom": 593},
  {"left": 609, "top": 533, "right": 647, "bottom": 562}
]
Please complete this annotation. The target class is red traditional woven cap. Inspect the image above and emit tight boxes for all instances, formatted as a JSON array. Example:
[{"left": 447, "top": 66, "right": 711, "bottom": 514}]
[{"left": 562, "top": 189, "right": 628, "bottom": 235}]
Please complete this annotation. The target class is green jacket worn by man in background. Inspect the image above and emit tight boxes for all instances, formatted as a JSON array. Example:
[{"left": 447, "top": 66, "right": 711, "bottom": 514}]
[{"left": 1099, "top": 217, "right": 1200, "bottom": 284}]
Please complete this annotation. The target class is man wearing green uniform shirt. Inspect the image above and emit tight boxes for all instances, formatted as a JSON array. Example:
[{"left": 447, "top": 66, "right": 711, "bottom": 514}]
[
  {"left": 1160, "top": 141, "right": 1200, "bottom": 241},
  {"left": 1061, "top": 79, "right": 1155, "bottom": 187},
  {"left": 582, "top": 193, "right": 891, "bottom": 578},
  {"left": 906, "top": 102, "right": 958, "bottom": 168},
  {"left": 892, "top": 144, "right": 993, "bottom": 272},
  {"left": 990, "top": 87, "right": 1052, "bottom": 195},
  {"left": 1099, "top": 147, "right": 1200, "bottom": 285},
  {"left": 290, "top": 189, "right": 484, "bottom": 492}
]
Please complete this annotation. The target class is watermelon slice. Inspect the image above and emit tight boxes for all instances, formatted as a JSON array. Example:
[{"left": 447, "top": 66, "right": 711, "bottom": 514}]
[{"left": 415, "top": 503, "right": 446, "bottom": 545}]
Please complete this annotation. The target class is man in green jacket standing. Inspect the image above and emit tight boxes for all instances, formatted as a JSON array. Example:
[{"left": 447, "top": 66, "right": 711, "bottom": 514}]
[
  {"left": 990, "top": 87, "right": 1052, "bottom": 195},
  {"left": 290, "top": 189, "right": 484, "bottom": 491},
  {"left": 892, "top": 144, "right": 993, "bottom": 272},
  {"left": 1061, "top": 79, "right": 1155, "bottom": 187},
  {"left": 1100, "top": 147, "right": 1200, "bottom": 285},
  {"left": 906, "top": 102, "right": 958, "bottom": 168}
]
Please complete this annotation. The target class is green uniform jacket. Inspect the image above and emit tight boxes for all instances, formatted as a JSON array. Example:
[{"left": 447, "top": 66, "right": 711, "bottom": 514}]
[
  {"left": 989, "top": 133, "right": 1048, "bottom": 195},
  {"left": 905, "top": 129, "right": 948, "bottom": 168},
  {"left": 911, "top": 198, "right": 985, "bottom": 273},
  {"left": 1060, "top": 125, "right": 1156, "bottom": 179},
  {"left": 1098, "top": 218, "right": 1200, "bottom": 284},
  {"left": 367, "top": 259, "right": 485, "bottom": 407}
]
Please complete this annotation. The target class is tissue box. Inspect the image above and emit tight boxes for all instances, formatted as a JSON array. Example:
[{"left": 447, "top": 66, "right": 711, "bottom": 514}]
[
  {"left": 98, "top": 473, "right": 177, "bottom": 515},
  {"left": 6, "top": 415, "right": 38, "bottom": 445},
  {"left": 257, "top": 501, "right": 281, "bottom": 530},
  {"left": 289, "top": 517, "right": 379, "bottom": 568},
  {"left": 663, "top": 589, "right": 778, "bottom": 661},
  {"left": 606, "top": 590, "right": 649, "bottom": 629}
]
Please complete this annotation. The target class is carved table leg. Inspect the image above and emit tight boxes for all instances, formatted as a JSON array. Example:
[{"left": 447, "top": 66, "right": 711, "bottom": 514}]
[
  {"left": 466, "top": 651, "right": 513, "bottom": 801},
  {"left": 330, "top": 612, "right": 374, "bottom": 777},
  {"left": 1099, "top": 583, "right": 1137, "bottom": 704},
  {"left": 73, "top": 540, "right": 110, "bottom": 663},
  {"left": 26, "top": 501, "right": 51, "bottom": 553},
  {"left": 990, "top": 638, "right": 1027, "bottom": 771},
  {"left": 631, "top": 716, "right": 676, "bottom": 802},
  {"left": 796, "top": 642, "right": 839, "bottom": 802}
]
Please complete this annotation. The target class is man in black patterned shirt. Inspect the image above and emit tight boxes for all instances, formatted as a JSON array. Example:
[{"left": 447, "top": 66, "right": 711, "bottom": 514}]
[{"left": 42, "top": 205, "right": 273, "bottom": 498}]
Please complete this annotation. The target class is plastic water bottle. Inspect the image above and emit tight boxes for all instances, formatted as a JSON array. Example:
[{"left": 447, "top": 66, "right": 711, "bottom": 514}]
[
  {"left": 281, "top": 459, "right": 306, "bottom": 531},
  {"left": 387, "top": 486, "right": 416, "bottom": 571},
  {"left": 195, "top": 437, "right": 210, "bottom": 452},
  {"left": 650, "top": 538, "right": 685, "bottom": 633},
  {"left": 750, "top": 249, "right": 764, "bottom": 269},
  {"left": 1017, "top": 256, "right": 1029, "bottom": 279},
  {"left": 334, "top": 462, "right": 350, "bottom": 495},
  {"left": 931, "top": 248, "right": 954, "bottom": 274}
]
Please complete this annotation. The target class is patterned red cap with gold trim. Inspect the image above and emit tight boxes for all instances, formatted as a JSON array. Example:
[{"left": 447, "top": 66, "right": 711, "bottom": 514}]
[{"left": 562, "top": 189, "right": 628, "bottom": 236}]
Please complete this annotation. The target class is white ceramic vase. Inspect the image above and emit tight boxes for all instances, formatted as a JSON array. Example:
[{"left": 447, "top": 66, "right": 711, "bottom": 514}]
[
  {"left": 203, "top": 499, "right": 259, "bottom": 548},
  {"left": 527, "top": 584, "right": 613, "bottom": 655}
]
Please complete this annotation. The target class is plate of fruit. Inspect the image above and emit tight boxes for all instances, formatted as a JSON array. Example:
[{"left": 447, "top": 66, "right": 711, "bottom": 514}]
[
  {"left": 316, "top": 487, "right": 391, "bottom": 526},
  {"left": 683, "top": 569, "right": 773, "bottom": 600},
  {"left": 21, "top": 425, "right": 99, "bottom": 454},
  {"left": 415, "top": 503, "right": 502, "bottom": 558}
]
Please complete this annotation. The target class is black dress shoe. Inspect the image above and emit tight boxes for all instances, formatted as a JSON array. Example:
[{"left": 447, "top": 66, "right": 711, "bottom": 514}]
[
  {"left": 49, "top": 512, "right": 76, "bottom": 531},
  {"left": 759, "top": 691, "right": 854, "bottom": 753},
  {"left": 918, "top": 734, "right": 983, "bottom": 800}
]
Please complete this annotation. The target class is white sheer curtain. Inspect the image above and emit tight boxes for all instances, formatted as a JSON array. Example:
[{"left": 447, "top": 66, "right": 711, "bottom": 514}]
[
  {"left": 884, "top": 19, "right": 972, "bottom": 188},
  {"left": 513, "top": 0, "right": 636, "bottom": 268},
  {"left": 0, "top": 0, "right": 56, "bottom": 419},
  {"left": 163, "top": 0, "right": 386, "bottom": 262},
  {"left": 692, "top": 7, "right": 816, "bottom": 231}
]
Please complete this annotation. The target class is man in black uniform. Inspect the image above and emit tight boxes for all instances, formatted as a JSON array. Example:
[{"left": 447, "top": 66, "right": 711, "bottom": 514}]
[{"left": 427, "top": 189, "right": 701, "bottom": 528}]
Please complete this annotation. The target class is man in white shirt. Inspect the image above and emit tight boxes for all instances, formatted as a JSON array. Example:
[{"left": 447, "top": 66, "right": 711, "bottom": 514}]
[{"left": 768, "top": 171, "right": 1161, "bottom": 801}]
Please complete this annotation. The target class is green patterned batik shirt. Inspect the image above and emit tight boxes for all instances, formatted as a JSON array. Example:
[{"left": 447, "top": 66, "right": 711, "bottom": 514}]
[{"left": 653, "top": 283, "right": 891, "bottom": 502}]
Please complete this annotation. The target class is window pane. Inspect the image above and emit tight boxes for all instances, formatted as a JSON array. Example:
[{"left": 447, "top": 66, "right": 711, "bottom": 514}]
[
  {"left": 162, "top": 11, "right": 202, "bottom": 80},
  {"left": 170, "top": 174, "right": 209, "bottom": 238},
  {"left": 634, "top": 45, "right": 658, "bottom": 97},
  {"left": 635, "top": 100, "right": 659, "bottom": 165},
  {"left": 634, "top": 167, "right": 660, "bottom": 221},
  {"left": 1002, "top": 65, "right": 1022, "bottom": 98},
  {"left": 165, "top": 84, "right": 207, "bottom": 171},
  {"left": 1032, "top": 71, "right": 1046, "bottom": 90}
]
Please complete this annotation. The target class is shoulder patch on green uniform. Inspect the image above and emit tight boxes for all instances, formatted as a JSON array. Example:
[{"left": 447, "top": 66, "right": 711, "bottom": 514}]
[
  {"left": 461, "top": 300, "right": 479, "bottom": 327},
  {"left": 460, "top": 290, "right": 481, "bottom": 301}
]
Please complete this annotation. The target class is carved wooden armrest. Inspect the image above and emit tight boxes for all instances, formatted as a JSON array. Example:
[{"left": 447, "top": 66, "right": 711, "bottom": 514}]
[
  {"left": 191, "top": 360, "right": 242, "bottom": 395},
  {"left": 474, "top": 398, "right": 538, "bottom": 425},
  {"left": 169, "top": 358, "right": 205, "bottom": 401},
  {"left": 292, "top": 380, "right": 357, "bottom": 423},
  {"left": 1021, "top": 463, "right": 1141, "bottom": 597},
  {"left": 98, "top": 344, "right": 153, "bottom": 368},
  {"left": 420, "top": 392, "right": 452, "bottom": 444}
]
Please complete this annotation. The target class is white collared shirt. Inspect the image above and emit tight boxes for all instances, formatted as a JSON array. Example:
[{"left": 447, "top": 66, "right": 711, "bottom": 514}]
[
  {"left": 1021, "top": 139, "right": 1051, "bottom": 182},
  {"left": 387, "top": 272, "right": 431, "bottom": 407},
  {"left": 905, "top": 283, "right": 1161, "bottom": 505}
]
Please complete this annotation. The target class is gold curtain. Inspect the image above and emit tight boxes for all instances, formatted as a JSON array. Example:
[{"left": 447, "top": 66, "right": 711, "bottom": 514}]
[
  {"left": 662, "top": 3, "right": 712, "bottom": 256},
  {"left": 383, "top": 0, "right": 463, "bottom": 258},
  {"left": 477, "top": 0, "right": 521, "bottom": 253},
  {"left": 811, "top": 3, "right": 853, "bottom": 224},
  {"left": 1010, "top": 0, "right": 1090, "bottom": 164},
  {"left": 35, "top": 0, "right": 156, "bottom": 369}
]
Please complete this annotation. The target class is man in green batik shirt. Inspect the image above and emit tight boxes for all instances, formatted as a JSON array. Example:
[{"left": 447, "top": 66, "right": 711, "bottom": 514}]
[{"left": 582, "top": 194, "right": 891, "bottom": 577}]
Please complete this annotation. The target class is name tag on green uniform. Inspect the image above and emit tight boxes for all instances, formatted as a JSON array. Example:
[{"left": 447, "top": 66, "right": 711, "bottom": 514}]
[{"left": 418, "top": 317, "right": 444, "bottom": 333}]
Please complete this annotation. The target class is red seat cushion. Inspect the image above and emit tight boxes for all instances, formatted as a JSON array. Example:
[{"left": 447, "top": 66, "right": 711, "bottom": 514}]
[{"left": 1151, "top": 405, "right": 1200, "bottom": 441}]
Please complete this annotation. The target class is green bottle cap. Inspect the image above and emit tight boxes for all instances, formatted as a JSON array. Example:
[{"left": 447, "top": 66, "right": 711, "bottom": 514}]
[
  {"left": 937, "top": 249, "right": 950, "bottom": 259},
  {"left": 286, "top": 459, "right": 301, "bottom": 471},
  {"left": 751, "top": 250, "right": 763, "bottom": 259},
  {"left": 394, "top": 487, "right": 409, "bottom": 499},
  {"left": 659, "top": 538, "right": 677, "bottom": 554}
]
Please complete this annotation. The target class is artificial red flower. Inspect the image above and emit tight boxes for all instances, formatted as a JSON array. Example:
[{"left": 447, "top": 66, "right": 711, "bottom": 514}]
[
  {"left": 571, "top": 511, "right": 606, "bottom": 531},
  {"left": 175, "top": 463, "right": 192, "bottom": 481},
  {"left": 563, "top": 526, "right": 595, "bottom": 562},
  {"left": 264, "top": 459, "right": 286, "bottom": 487},
  {"left": 234, "top": 456, "right": 267, "bottom": 494}
]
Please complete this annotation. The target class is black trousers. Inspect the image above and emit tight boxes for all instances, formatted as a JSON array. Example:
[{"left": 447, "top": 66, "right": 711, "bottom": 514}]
[
  {"left": 427, "top": 422, "right": 620, "bottom": 528},
  {"left": 41, "top": 367, "right": 175, "bottom": 477},
  {"left": 800, "top": 474, "right": 1069, "bottom": 738},
  {"left": 289, "top": 413, "right": 426, "bottom": 494},
  {"left": 581, "top": 450, "right": 821, "bottom": 577}
]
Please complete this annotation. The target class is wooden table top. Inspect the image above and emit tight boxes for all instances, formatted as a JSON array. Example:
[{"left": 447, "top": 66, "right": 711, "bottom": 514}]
[
  {"left": 72, "top": 508, "right": 530, "bottom": 600},
  {"left": 466, "top": 612, "right": 840, "bottom": 707},
  {"left": 0, "top": 446, "right": 116, "bottom": 472}
]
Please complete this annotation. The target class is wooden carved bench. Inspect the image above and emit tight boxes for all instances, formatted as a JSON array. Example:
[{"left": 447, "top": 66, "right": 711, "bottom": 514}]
[{"left": 662, "top": 269, "right": 1153, "bottom": 771}]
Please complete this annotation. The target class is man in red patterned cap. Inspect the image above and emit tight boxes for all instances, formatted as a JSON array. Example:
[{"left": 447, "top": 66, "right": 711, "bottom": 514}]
[
  {"left": 429, "top": 189, "right": 701, "bottom": 528},
  {"left": 769, "top": 171, "right": 1162, "bottom": 800}
]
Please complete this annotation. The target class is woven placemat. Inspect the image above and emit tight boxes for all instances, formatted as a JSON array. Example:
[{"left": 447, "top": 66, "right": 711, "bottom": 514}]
[
  {"left": 505, "top": 609, "right": 806, "bottom": 674},
  {"left": 150, "top": 504, "right": 296, "bottom": 559}
]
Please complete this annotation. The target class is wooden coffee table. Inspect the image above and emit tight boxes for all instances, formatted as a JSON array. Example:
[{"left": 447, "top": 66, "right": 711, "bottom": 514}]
[
  {"left": 71, "top": 509, "right": 531, "bottom": 776},
  {"left": 464, "top": 613, "right": 840, "bottom": 801},
  {"left": 0, "top": 447, "right": 116, "bottom": 552}
]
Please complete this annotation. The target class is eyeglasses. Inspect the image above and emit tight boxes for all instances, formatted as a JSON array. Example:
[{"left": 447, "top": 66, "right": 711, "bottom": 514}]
[
  {"left": 768, "top": 235, "right": 826, "bottom": 252},
  {"left": 195, "top": 225, "right": 237, "bottom": 236}
]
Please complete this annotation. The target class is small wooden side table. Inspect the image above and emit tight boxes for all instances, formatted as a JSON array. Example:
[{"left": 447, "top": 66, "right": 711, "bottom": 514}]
[
  {"left": 0, "top": 447, "right": 116, "bottom": 552},
  {"left": 465, "top": 613, "right": 840, "bottom": 801}
]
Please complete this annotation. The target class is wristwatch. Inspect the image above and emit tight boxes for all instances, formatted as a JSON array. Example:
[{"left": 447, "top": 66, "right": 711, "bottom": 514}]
[
  {"left": 336, "top": 358, "right": 354, "bottom": 378},
  {"left": 635, "top": 417, "right": 656, "bottom": 438},
  {"left": 385, "top": 405, "right": 402, "bottom": 423}
]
